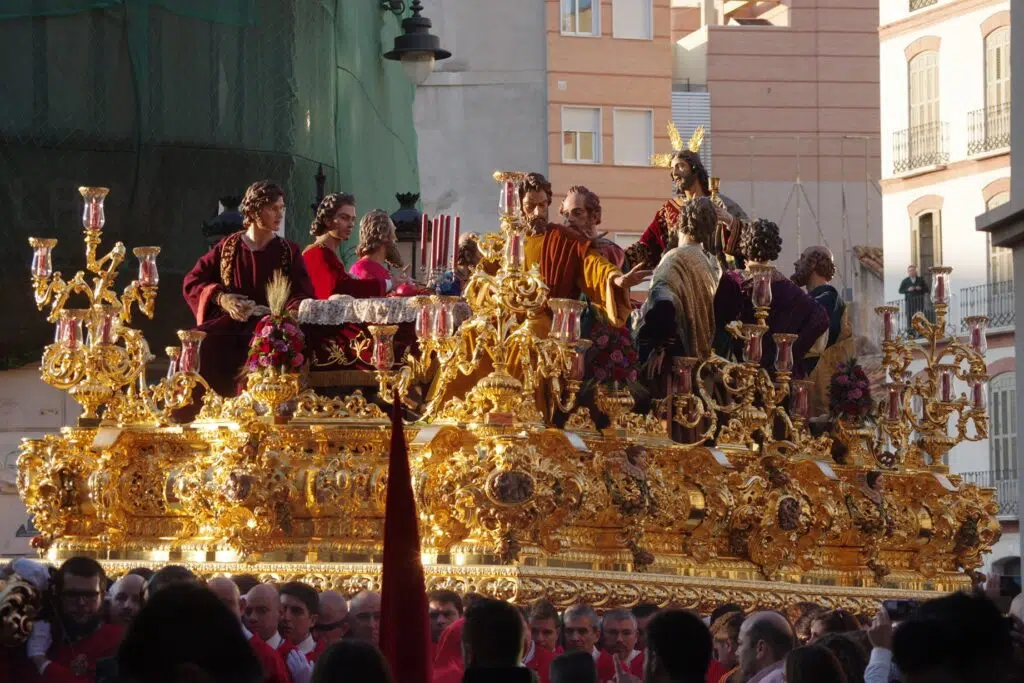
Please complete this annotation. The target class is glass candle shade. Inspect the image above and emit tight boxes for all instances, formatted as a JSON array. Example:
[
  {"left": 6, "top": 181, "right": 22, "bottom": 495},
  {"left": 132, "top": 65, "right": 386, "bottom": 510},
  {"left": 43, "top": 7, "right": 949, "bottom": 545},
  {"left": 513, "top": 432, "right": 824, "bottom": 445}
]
[
  {"left": 876, "top": 306, "right": 898, "bottom": 343},
  {"left": 773, "top": 334, "right": 797, "bottom": 373},
  {"left": 134, "top": 247, "right": 161, "bottom": 286},
  {"left": 966, "top": 316, "right": 988, "bottom": 355},
  {"left": 791, "top": 380, "right": 813, "bottom": 420},
  {"left": 29, "top": 238, "right": 56, "bottom": 279},
  {"left": 743, "top": 326, "right": 764, "bottom": 364},
  {"left": 166, "top": 347, "right": 181, "bottom": 380},
  {"left": 79, "top": 187, "right": 109, "bottom": 230},
  {"left": 749, "top": 265, "right": 774, "bottom": 308},
  {"left": 549, "top": 302, "right": 567, "bottom": 342},
  {"left": 571, "top": 340, "right": 592, "bottom": 381},
  {"left": 673, "top": 357, "right": 698, "bottom": 396},
  {"left": 887, "top": 383, "right": 904, "bottom": 421},
  {"left": 930, "top": 266, "right": 952, "bottom": 306},
  {"left": 504, "top": 231, "right": 525, "bottom": 269},
  {"left": 971, "top": 377, "right": 987, "bottom": 411},
  {"left": 431, "top": 297, "right": 458, "bottom": 339},
  {"left": 939, "top": 367, "right": 954, "bottom": 403},
  {"left": 88, "top": 306, "right": 119, "bottom": 347},
  {"left": 55, "top": 310, "right": 84, "bottom": 350},
  {"left": 177, "top": 330, "right": 205, "bottom": 374},
  {"left": 550, "top": 299, "right": 586, "bottom": 344},
  {"left": 498, "top": 180, "right": 516, "bottom": 216},
  {"left": 412, "top": 297, "right": 434, "bottom": 341},
  {"left": 369, "top": 325, "right": 398, "bottom": 371}
]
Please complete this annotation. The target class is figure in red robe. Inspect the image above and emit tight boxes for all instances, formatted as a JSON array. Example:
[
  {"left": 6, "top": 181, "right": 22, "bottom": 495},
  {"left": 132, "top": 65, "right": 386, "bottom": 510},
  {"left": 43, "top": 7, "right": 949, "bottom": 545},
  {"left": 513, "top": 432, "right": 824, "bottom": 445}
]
[
  {"left": 303, "top": 193, "right": 385, "bottom": 300},
  {"left": 182, "top": 180, "right": 314, "bottom": 399},
  {"left": 349, "top": 209, "right": 412, "bottom": 294}
]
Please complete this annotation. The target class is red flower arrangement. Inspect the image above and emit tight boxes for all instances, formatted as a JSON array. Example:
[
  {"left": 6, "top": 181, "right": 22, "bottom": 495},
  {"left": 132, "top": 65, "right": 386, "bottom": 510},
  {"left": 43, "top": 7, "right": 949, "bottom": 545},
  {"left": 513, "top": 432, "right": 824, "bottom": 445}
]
[
  {"left": 829, "top": 358, "right": 873, "bottom": 421},
  {"left": 587, "top": 321, "right": 639, "bottom": 386},
  {"left": 246, "top": 314, "right": 305, "bottom": 372}
]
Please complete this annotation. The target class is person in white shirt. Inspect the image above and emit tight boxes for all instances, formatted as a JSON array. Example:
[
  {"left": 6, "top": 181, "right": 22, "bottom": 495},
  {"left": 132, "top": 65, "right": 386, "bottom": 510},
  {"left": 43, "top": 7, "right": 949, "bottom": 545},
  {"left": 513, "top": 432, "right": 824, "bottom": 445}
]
[
  {"left": 735, "top": 611, "right": 795, "bottom": 683},
  {"left": 245, "top": 583, "right": 282, "bottom": 648}
]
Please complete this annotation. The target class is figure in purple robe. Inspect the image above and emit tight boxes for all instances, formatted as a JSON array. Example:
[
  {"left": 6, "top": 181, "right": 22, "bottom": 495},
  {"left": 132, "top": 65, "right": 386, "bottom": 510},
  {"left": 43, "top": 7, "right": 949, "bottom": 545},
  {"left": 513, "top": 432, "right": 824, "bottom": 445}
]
[
  {"left": 182, "top": 180, "right": 314, "bottom": 399},
  {"left": 713, "top": 219, "right": 828, "bottom": 378}
]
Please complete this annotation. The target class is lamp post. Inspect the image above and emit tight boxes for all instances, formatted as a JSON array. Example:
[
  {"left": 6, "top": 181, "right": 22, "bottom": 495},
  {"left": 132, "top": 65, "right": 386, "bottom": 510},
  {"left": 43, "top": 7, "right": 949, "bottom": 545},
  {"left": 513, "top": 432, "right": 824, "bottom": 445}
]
[
  {"left": 391, "top": 192, "right": 423, "bottom": 279},
  {"left": 382, "top": 0, "right": 451, "bottom": 86}
]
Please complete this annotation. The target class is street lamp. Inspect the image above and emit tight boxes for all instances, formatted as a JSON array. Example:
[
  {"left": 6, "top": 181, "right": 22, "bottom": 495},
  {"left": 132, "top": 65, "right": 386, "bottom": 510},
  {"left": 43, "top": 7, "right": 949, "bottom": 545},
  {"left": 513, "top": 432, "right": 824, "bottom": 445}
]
[
  {"left": 382, "top": 0, "right": 451, "bottom": 86},
  {"left": 391, "top": 192, "right": 423, "bottom": 279}
]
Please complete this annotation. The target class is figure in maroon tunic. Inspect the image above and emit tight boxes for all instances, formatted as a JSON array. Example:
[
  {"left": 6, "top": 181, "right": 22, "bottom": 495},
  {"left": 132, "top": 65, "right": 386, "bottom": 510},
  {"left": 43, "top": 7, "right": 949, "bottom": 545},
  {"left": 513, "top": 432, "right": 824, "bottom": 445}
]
[
  {"left": 302, "top": 192, "right": 384, "bottom": 299},
  {"left": 713, "top": 219, "right": 828, "bottom": 378},
  {"left": 182, "top": 180, "right": 314, "bottom": 398}
]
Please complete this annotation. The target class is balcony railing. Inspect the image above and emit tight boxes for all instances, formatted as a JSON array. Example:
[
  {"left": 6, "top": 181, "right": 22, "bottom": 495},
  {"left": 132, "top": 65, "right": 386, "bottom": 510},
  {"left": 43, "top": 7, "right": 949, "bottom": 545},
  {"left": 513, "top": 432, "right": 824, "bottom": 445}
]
[
  {"left": 968, "top": 102, "right": 1011, "bottom": 155},
  {"left": 892, "top": 122, "right": 949, "bottom": 174},
  {"left": 884, "top": 295, "right": 938, "bottom": 337},
  {"left": 959, "top": 470, "right": 1019, "bottom": 518},
  {"left": 960, "top": 280, "right": 1015, "bottom": 331},
  {"left": 909, "top": 0, "right": 938, "bottom": 9}
]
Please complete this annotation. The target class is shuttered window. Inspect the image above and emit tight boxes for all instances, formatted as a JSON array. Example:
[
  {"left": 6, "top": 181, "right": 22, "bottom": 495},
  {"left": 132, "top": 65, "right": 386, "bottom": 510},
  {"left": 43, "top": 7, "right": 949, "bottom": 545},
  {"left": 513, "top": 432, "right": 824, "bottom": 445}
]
[
  {"left": 613, "top": 109, "right": 653, "bottom": 166},
  {"left": 613, "top": 0, "right": 652, "bottom": 39}
]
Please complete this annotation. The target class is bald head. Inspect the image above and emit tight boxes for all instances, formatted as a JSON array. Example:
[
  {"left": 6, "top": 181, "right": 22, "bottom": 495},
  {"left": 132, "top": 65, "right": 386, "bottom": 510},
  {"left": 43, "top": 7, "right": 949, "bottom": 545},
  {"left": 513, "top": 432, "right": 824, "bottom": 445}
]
[
  {"left": 109, "top": 574, "right": 146, "bottom": 625},
  {"left": 737, "top": 611, "right": 795, "bottom": 679},
  {"left": 208, "top": 577, "right": 241, "bottom": 619},
  {"left": 244, "top": 583, "right": 280, "bottom": 642},
  {"left": 349, "top": 591, "right": 382, "bottom": 646},
  {"left": 316, "top": 591, "right": 350, "bottom": 646},
  {"left": 1010, "top": 593, "right": 1024, "bottom": 621}
]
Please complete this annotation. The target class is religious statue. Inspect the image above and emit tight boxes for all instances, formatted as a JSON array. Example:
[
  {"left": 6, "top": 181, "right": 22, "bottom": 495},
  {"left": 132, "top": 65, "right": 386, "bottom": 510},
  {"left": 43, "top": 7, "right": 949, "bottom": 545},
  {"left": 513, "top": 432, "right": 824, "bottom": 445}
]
[
  {"left": 349, "top": 210, "right": 411, "bottom": 294},
  {"left": 632, "top": 124, "right": 746, "bottom": 272},
  {"left": 635, "top": 195, "right": 719, "bottom": 389},
  {"left": 182, "top": 180, "right": 314, "bottom": 398},
  {"left": 713, "top": 219, "right": 828, "bottom": 377},
  {"left": 303, "top": 193, "right": 384, "bottom": 299},
  {"left": 559, "top": 185, "right": 627, "bottom": 269}
]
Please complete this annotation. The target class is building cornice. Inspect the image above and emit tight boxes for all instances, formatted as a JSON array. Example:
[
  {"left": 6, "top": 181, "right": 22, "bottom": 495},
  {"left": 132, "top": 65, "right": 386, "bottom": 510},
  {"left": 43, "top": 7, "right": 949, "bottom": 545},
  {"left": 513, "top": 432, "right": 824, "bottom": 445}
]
[
  {"left": 879, "top": 0, "right": 1006, "bottom": 41},
  {"left": 880, "top": 152, "right": 1009, "bottom": 193}
]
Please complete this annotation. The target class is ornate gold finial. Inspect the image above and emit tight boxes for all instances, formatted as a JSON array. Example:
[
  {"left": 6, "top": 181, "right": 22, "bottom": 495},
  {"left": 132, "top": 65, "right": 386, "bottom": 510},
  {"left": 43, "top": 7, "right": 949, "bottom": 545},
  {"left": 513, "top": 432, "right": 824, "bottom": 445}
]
[{"left": 652, "top": 122, "right": 705, "bottom": 167}]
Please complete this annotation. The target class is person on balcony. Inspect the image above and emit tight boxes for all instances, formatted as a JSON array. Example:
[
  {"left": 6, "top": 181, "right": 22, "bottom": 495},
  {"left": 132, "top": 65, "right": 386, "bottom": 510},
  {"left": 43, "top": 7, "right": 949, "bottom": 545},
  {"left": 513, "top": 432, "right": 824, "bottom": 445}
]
[{"left": 899, "top": 264, "right": 929, "bottom": 334}]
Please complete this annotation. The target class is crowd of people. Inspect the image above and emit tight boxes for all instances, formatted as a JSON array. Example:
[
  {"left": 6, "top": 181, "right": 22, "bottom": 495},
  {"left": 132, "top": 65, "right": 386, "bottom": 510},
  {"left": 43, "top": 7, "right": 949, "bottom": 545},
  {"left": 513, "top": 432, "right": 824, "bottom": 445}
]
[{"left": 3, "top": 557, "right": 1023, "bottom": 683}]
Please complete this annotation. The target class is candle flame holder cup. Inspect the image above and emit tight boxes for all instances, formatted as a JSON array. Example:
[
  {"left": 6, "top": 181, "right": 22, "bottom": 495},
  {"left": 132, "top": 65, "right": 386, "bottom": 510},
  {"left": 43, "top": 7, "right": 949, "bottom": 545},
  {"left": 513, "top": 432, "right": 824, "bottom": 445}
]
[
  {"left": 964, "top": 315, "right": 989, "bottom": 355},
  {"left": 368, "top": 325, "right": 399, "bottom": 372},
  {"left": 133, "top": 247, "right": 161, "bottom": 287}
]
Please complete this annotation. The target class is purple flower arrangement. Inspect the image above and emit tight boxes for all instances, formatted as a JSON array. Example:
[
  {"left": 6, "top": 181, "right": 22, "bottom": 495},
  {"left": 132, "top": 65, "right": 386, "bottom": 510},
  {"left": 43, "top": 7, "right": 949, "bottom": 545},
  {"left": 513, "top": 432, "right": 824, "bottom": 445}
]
[
  {"left": 587, "top": 322, "right": 639, "bottom": 386},
  {"left": 246, "top": 314, "right": 306, "bottom": 373},
  {"left": 829, "top": 358, "right": 873, "bottom": 421}
]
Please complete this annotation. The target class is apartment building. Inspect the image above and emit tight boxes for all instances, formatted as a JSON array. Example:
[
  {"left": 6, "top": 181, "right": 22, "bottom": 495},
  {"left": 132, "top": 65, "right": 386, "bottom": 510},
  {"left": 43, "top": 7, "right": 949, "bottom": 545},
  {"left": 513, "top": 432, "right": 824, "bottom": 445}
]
[{"left": 879, "top": 0, "right": 1016, "bottom": 582}]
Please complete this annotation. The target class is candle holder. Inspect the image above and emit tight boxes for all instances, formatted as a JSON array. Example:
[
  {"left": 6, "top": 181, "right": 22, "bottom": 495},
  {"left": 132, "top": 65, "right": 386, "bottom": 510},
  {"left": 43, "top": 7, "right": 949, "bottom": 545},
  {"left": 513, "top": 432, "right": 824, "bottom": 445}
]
[
  {"left": 548, "top": 299, "right": 586, "bottom": 343},
  {"left": 930, "top": 265, "right": 952, "bottom": 307},
  {"left": 134, "top": 247, "right": 161, "bottom": 287},
  {"left": 28, "top": 187, "right": 162, "bottom": 425},
  {"left": 964, "top": 315, "right": 988, "bottom": 355},
  {"left": 669, "top": 357, "right": 718, "bottom": 446},
  {"left": 748, "top": 264, "right": 774, "bottom": 314},
  {"left": 773, "top": 333, "right": 797, "bottom": 375},
  {"left": 368, "top": 325, "right": 399, "bottom": 371}
]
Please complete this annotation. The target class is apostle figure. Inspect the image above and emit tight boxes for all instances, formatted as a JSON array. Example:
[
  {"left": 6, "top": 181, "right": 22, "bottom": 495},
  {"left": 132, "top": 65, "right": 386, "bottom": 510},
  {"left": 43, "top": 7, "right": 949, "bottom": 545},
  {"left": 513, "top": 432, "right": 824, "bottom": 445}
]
[
  {"left": 559, "top": 185, "right": 627, "bottom": 269},
  {"left": 303, "top": 193, "right": 384, "bottom": 299},
  {"left": 793, "top": 246, "right": 858, "bottom": 415},
  {"left": 631, "top": 123, "right": 746, "bottom": 272},
  {"left": 635, "top": 196, "right": 719, "bottom": 391},
  {"left": 428, "top": 172, "right": 650, "bottom": 420},
  {"left": 349, "top": 210, "right": 411, "bottom": 294},
  {"left": 182, "top": 180, "right": 314, "bottom": 398},
  {"left": 714, "top": 219, "right": 828, "bottom": 377}
]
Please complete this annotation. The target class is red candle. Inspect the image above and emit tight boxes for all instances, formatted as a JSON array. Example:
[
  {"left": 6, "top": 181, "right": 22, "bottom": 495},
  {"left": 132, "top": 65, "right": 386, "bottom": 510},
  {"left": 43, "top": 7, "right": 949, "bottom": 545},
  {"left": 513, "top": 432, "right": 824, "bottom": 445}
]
[
  {"left": 88, "top": 199, "right": 101, "bottom": 229},
  {"left": 504, "top": 181, "right": 516, "bottom": 215},
  {"left": 970, "top": 326, "right": 982, "bottom": 350},
  {"left": 792, "top": 383, "right": 809, "bottom": 418},
  {"left": 935, "top": 275, "right": 946, "bottom": 303},
  {"left": 888, "top": 386, "right": 902, "bottom": 421},
  {"left": 940, "top": 370, "right": 953, "bottom": 402},
  {"left": 443, "top": 214, "right": 451, "bottom": 272},
  {"left": 882, "top": 310, "right": 894, "bottom": 342},
  {"left": 432, "top": 217, "right": 440, "bottom": 269},
  {"left": 973, "top": 382, "right": 986, "bottom": 410},
  {"left": 420, "top": 213, "right": 429, "bottom": 269},
  {"left": 451, "top": 215, "right": 461, "bottom": 271},
  {"left": 677, "top": 365, "right": 693, "bottom": 395}
]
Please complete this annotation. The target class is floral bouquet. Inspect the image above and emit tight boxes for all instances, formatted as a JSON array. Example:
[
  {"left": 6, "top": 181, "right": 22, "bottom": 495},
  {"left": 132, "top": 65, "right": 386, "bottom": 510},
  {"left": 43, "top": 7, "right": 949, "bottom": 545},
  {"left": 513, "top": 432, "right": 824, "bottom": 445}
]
[
  {"left": 828, "top": 358, "right": 873, "bottom": 422},
  {"left": 245, "top": 272, "right": 306, "bottom": 373},
  {"left": 587, "top": 321, "right": 639, "bottom": 386}
]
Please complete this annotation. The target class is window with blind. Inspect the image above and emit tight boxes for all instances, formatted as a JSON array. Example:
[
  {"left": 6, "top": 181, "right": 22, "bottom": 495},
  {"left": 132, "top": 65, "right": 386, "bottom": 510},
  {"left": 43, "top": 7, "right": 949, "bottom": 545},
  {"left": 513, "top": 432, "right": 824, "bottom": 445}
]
[
  {"left": 612, "top": 0, "right": 652, "bottom": 39},
  {"left": 989, "top": 372, "right": 1017, "bottom": 480},
  {"left": 613, "top": 109, "right": 653, "bottom": 166},
  {"left": 987, "top": 192, "right": 1012, "bottom": 283},
  {"left": 985, "top": 27, "right": 1011, "bottom": 109},
  {"left": 910, "top": 211, "right": 941, "bottom": 274},
  {"left": 562, "top": 0, "right": 599, "bottom": 36},
  {"left": 562, "top": 107, "right": 601, "bottom": 163},
  {"left": 908, "top": 51, "right": 940, "bottom": 128}
]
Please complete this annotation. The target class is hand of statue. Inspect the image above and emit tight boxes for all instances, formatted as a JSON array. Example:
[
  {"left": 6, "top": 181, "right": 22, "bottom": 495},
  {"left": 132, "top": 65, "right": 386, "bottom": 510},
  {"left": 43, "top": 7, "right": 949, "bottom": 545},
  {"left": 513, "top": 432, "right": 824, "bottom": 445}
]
[
  {"left": 613, "top": 263, "right": 653, "bottom": 291},
  {"left": 391, "top": 265, "right": 411, "bottom": 287},
  {"left": 647, "top": 348, "right": 666, "bottom": 380},
  {"left": 868, "top": 609, "right": 893, "bottom": 651},
  {"left": 713, "top": 202, "right": 733, "bottom": 225},
  {"left": 219, "top": 293, "right": 252, "bottom": 322}
]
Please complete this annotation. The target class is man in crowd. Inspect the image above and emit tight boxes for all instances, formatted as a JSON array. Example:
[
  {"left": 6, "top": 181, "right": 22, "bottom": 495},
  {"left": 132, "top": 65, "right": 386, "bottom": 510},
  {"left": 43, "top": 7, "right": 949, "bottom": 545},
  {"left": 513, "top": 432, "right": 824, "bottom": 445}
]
[
  {"left": 710, "top": 611, "right": 744, "bottom": 683},
  {"left": 529, "top": 599, "right": 563, "bottom": 655},
  {"left": 26, "top": 557, "right": 122, "bottom": 682},
  {"left": 563, "top": 603, "right": 602, "bottom": 659},
  {"left": 632, "top": 604, "right": 659, "bottom": 652},
  {"left": 643, "top": 609, "right": 713, "bottom": 683},
  {"left": 208, "top": 577, "right": 289, "bottom": 683},
  {"left": 599, "top": 609, "right": 644, "bottom": 679},
  {"left": 429, "top": 590, "right": 464, "bottom": 644},
  {"left": 245, "top": 583, "right": 283, "bottom": 649},
  {"left": 460, "top": 598, "right": 531, "bottom": 682},
  {"left": 314, "top": 590, "right": 349, "bottom": 647},
  {"left": 278, "top": 582, "right": 325, "bottom": 661},
  {"left": 348, "top": 590, "right": 382, "bottom": 647},
  {"left": 107, "top": 573, "right": 145, "bottom": 626},
  {"left": 735, "top": 611, "right": 795, "bottom": 683}
]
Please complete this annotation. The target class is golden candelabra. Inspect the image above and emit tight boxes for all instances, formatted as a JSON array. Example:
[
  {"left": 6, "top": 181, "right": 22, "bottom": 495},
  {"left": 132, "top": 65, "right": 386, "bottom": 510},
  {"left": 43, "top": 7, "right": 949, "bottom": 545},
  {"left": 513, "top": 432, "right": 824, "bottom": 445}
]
[
  {"left": 875, "top": 266, "right": 990, "bottom": 472},
  {"left": 370, "top": 171, "right": 589, "bottom": 424},
  {"left": 28, "top": 187, "right": 207, "bottom": 426}
]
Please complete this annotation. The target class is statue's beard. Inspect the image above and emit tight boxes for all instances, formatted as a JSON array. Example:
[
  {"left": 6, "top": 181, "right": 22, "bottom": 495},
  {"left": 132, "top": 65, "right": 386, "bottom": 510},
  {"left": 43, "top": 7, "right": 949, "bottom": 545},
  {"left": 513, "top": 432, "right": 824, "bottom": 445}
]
[{"left": 671, "top": 173, "right": 690, "bottom": 196}]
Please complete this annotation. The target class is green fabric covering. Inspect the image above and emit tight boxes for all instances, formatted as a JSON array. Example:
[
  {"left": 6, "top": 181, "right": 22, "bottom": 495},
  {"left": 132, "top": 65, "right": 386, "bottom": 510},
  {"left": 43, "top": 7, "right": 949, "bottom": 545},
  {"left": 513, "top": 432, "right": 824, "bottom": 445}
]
[{"left": 0, "top": 0, "right": 419, "bottom": 363}]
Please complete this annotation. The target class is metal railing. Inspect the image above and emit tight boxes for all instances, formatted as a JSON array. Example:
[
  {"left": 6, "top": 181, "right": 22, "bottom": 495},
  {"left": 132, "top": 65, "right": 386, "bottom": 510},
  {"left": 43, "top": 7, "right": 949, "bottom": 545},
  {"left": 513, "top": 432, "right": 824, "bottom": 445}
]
[
  {"left": 968, "top": 102, "right": 1011, "bottom": 155},
  {"left": 885, "top": 295, "right": 936, "bottom": 337},
  {"left": 959, "top": 280, "right": 1015, "bottom": 331},
  {"left": 909, "top": 0, "right": 938, "bottom": 10},
  {"left": 892, "top": 122, "right": 949, "bottom": 174},
  {"left": 959, "top": 470, "right": 1019, "bottom": 517}
]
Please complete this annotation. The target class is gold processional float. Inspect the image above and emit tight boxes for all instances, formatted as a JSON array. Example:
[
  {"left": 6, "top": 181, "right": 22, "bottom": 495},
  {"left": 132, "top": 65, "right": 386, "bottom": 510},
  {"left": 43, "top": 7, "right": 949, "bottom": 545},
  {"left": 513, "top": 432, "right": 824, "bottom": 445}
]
[{"left": 1, "top": 176, "right": 1002, "bottom": 641}]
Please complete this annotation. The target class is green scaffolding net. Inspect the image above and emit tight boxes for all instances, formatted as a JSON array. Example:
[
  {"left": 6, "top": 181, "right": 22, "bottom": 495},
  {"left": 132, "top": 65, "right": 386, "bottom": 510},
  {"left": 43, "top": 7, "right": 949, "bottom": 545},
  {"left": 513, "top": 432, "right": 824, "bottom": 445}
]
[{"left": 0, "top": 0, "right": 420, "bottom": 365}]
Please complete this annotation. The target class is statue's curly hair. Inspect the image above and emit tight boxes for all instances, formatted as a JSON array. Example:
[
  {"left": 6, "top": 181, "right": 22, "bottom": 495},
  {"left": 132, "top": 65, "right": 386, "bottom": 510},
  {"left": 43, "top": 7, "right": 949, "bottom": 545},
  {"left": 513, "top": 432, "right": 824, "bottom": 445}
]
[
  {"left": 517, "top": 172, "right": 553, "bottom": 206},
  {"left": 560, "top": 185, "right": 602, "bottom": 226},
  {"left": 356, "top": 209, "right": 394, "bottom": 257},
  {"left": 791, "top": 246, "right": 836, "bottom": 287},
  {"left": 310, "top": 192, "right": 356, "bottom": 237},
  {"left": 676, "top": 195, "right": 717, "bottom": 245},
  {"left": 239, "top": 180, "right": 285, "bottom": 229},
  {"left": 740, "top": 218, "right": 783, "bottom": 264}
]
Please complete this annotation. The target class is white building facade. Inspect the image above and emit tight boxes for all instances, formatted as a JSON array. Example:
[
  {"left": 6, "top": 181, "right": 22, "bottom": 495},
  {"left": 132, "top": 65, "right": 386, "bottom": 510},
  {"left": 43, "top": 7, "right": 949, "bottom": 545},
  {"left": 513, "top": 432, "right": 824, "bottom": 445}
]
[{"left": 880, "top": 0, "right": 1016, "bottom": 582}]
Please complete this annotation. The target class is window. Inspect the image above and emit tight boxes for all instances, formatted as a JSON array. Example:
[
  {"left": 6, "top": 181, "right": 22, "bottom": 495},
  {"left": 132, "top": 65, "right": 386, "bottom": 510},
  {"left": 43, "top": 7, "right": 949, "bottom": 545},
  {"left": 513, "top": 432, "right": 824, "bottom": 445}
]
[
  {"left": 562, "top": 107, "right": 601, "bottom": 163},
  {"left": 910, "top": 211, "right": 942, "bottom": 274},
  {"left": 988, "top": 192, "right": 1012, "bottom": 283},
  {"left": 613, "top": 0, "right": 652, "bottom": 40},
  {"left": 989, "top": 372, "right": 1017, "bottom": 480},
  {"left": 562, "top": 0, "right": 599, "bottom": 36},
  {"left": 613, "top": 109, "right": 653, "bottom": 166},
  {"left": 908, "top": 51, "right": 939, "bottom": 129},
  {"left": 985, "top": 27, "right": 1011, "bottom": 109}
]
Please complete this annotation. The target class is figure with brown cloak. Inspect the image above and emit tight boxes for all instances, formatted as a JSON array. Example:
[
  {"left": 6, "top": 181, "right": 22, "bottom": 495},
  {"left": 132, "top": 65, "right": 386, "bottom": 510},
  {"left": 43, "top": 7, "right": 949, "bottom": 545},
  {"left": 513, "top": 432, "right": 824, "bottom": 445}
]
[{"left": 182, "top": 180, "right": 314, "bottom": 399}]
